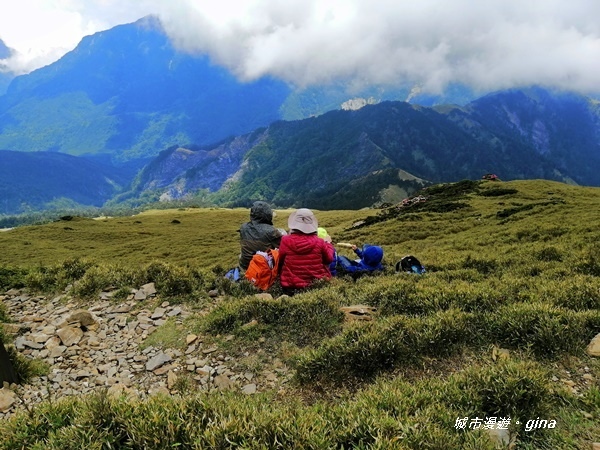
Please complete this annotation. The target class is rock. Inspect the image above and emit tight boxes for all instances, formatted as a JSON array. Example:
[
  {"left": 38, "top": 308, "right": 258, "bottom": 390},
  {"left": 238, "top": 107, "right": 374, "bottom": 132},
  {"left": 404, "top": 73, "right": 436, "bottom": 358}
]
[
  {"left": 185, "top": 345, "right": 196, "bottom": 355},
  {"left": 23, "top": 340, "right": 44, "bottom": 350},
  {"left": 213, "top": 374, "right": 233, "bottom": 390},
  {"left": 50, "top": 346, "right": 66, "bottom": 358},
  {"left": 340, "top": 305, "right": 377, "bottom": 321},
  {"left": 202, "top": 346, "right": 218, "bottom": 354},
  {"left": 134, "top": 290, "right": 147, "bottom": 301},
  {"left": 56, "top": 326, "right": 84, "bottom": 347},
  {"left": 149, "top": 386, "right": 171, "bottom": 396},
  {"left": 167, "top": 308, "right": 182, "bottom": 317},
  {"left": 112, "top": 304, "right": 133, "bottom": 313},
  {"left": 486, "top": 427, "right": 516, "bottom": 449},
  {"left": 141, "top": 283, "right": 157, "bottom": 297},
  {"left": 591, "top": 443, "right": 600, "bottom": 450},
  {"left": 208, "top": 290, "right": 219, "bottom": 298},
  {"left": 67, "top": 310, "right": 97, "bottom": 327},
  {"left": 0, "top": 388, "right": 17, "bottom": 412},
  {"left": 154, "top": 365, "right": 177, "bottom": 376},
  {"left": 242, "top": 320, "right": 258, "bottom": 328},
  {"left": 241, "top": 383, "right": 257, "bottom": 394},
  {"left": 491, "top": 346, "right": 510, "bottom": 361},
  {"left": 0, "top": 323, "right": 29, "bottom": 336},
  {"left": 586, "top": 333, "right": 600, "bottom": 356},
  {"left": 254, "top": 293, "right": 273, "bottom": 300},
  {"left": 186, "top": 334, "right": 198, "bottom": 345},
  {"left": 151, "top": 308, "right": 166, "bottom": 320},
  {"left": 167, "top": 370, "right": 178, "bottom": 390},
  {"left": 146, "top": 353, "right": 172, "bottom": 371},
  {"left": 107, "top": 384, "right": 137, "bottom": 398}
]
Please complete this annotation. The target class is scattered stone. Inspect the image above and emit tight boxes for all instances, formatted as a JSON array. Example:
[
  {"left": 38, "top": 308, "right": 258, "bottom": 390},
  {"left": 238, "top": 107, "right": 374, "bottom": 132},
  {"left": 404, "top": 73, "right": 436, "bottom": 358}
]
[
  {"left": 491, "top": 346, "right": 510, "bottom": 361},
  {"left": 141, "top": 283, "right": 157, "bottom": 297},
  {"left": 66, "top": 310, "right": 97, "bottom": 327},
  {"left": 591, "top": 443, "right": 600, "bottom": 450},
  {"left": 23, "top": 340, "right": 44, "bottom": 350},
  {"left": 208, "top": 290, "right": 219, "bottom": 298},
  {"left": 213, "top": 374, "right": 233, "bottom": 390},
  {"left": 185, "top": 345, "right": 196, "bottom": 355},
  {"left": 56, "top": 326, "right": 84, "bottom": 347},
  {"left": 167, "top": 370, "right": 178, "bottom": 390},
  {"left": 167, "top": 308, "right": 182, "bottom": 317},
  {"left": 254, "top": 293, "right": 273, "bottom": 300},
  {"left": 112, "top": 304, "right": 133, "bottom": 313},
  {"left": 151, "top": 308, "right": 166, "bottom": 320},
  {"left": 586, "top": 333, "right": 600, "bottom": 356},
  {"left": 134, "top": 290, "right": 147, "bottom": 301},
  {"left": 340, "top": 305, "right": 377, "bottom": 321},
  {"left": 149, "top": 386, "right": 171, "bottom": 396},
  {"left": 1, "top": 323, "right": 29, "bottom": 336},
  {"left": 1, "top": 289, "right": 291, "bottom": 418},
  {"left": 154, "top": 365, "right": 177, "bottom": 376},
  {"left": 242, "top": 383, "right": 257, "bottom": 395},
  {"left": 0, "top": 388, "right": 17, "bottom": 412},
  {"left": 107, "top": 384, "right": 136, "bottom": 398},
  {"left": 485, "top": 427, "right": 516, "bottom": 449},
  {"left": 146, "top": 353, "right": 172, "bottom": 371}
]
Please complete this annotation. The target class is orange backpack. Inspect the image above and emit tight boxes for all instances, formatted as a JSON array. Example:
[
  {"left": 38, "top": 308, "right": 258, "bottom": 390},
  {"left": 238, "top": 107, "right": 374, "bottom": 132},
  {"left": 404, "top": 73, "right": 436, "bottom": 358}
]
[{"left": 244, "top": 248, "right": 280, "bottom": 291}]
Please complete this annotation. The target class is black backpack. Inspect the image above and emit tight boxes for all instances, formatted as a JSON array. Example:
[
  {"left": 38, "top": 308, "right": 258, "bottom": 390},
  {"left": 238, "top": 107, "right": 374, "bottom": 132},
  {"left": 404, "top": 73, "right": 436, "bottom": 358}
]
[{"left": 396, "top": 255, "right": 426, "bottom": 274}]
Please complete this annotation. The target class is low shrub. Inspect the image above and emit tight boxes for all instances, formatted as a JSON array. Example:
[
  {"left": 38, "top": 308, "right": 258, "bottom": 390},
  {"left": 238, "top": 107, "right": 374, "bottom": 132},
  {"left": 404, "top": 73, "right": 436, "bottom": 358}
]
[
  {"left": 484, "top": 302, "right": 600, "bottom": 357},
  {"left": 540, "top": 276, "right": 600, "bottom": 310},
  {"left": 294, "top": 309, "right": 478, "bottom": 384},
  {"left": 202, "top": 292, "right": 344, "bottom": 347},
  {"left": 143, "top": 261, "right": 205, "bottom": 297},
  {"left": 535, "top": 246, "right": 563, "bottom": 262},
  {"left": 4, "top": 346, "right": 50, "bottom": 384},
  {"left": 478, "top": 188, "right": 519, "bottom": 197},
  {"left": 462, "top": 255, "right": 498, "bottom": 275},
  {"left": 0, "top": 264, "right": 27, "bottom": 291}
]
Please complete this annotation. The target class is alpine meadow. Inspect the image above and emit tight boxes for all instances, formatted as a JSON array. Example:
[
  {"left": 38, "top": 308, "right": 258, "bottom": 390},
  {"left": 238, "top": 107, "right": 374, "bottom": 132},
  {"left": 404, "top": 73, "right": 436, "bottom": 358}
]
[
  {"left": 1, "top": 179, "right": 599, "bottom": 449},
  {"left": 2, "top": 4, "right": 600, "bottom": 449}
]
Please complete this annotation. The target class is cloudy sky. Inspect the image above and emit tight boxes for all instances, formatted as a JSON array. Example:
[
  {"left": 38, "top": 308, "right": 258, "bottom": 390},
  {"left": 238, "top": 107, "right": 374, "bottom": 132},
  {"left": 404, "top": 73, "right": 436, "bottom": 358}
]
[{"left": 1, "top": 0, "right": 599, "bottom": 95}]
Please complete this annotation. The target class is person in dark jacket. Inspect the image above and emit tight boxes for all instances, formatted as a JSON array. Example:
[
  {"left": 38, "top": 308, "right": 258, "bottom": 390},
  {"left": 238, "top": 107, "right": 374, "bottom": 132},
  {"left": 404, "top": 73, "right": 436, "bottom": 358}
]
[
  {"left": 239, "top": 201, "right": 283, "bottom": 270},
  {"left": 278, "top": 208, "right": 335, "bottom": 293}
]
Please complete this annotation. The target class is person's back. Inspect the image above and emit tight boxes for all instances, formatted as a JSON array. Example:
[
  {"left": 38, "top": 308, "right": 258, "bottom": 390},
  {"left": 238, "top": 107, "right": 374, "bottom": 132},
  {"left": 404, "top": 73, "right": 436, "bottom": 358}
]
[
  {"left": 239, "top": 201, "right": 283, "bottom": 270},
  {"left": 278, "top": 209, "right": 335, "bottom": 292}
]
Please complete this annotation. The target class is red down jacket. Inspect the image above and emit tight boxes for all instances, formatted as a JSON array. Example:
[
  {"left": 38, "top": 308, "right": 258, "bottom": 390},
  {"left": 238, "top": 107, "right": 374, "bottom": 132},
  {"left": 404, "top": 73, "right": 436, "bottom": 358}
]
[{"left": 278, "top": 232, "right": 335, "bottom": 289}]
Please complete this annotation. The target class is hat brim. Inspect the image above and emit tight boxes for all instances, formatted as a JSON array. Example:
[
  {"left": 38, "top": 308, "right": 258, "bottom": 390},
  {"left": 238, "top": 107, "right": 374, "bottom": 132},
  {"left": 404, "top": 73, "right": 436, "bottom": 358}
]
[{"left": 288, "top": 210, "right": 318, "bottom": 234}]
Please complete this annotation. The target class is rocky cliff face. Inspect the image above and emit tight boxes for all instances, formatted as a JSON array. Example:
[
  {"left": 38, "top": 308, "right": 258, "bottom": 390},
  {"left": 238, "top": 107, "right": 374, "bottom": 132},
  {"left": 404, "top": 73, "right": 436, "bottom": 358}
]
[{"left": 133, "top": 131, "right": 269, "bottom": 199}]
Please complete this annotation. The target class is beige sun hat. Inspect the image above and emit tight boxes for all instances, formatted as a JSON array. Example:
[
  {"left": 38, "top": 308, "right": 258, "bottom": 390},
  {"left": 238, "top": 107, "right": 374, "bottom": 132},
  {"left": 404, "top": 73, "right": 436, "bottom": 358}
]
[{"left": 288, "top": 208, "right": 318, "bottom": 234}]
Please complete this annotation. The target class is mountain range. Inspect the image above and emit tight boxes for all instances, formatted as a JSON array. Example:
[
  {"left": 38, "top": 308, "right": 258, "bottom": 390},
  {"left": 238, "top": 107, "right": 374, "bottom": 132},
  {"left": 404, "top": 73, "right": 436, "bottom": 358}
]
[
  {"left": 0, "top": 17, "right": 599, "bottom": 215},
  {"left": 117, "top": 87, "right": 600, "bottom": 210}
]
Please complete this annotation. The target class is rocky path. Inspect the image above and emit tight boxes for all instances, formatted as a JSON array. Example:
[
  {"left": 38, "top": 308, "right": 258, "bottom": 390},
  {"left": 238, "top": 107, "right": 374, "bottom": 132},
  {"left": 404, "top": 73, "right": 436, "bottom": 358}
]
[{"left": 0, "top": 286, "right": 291, "bottom": 417}]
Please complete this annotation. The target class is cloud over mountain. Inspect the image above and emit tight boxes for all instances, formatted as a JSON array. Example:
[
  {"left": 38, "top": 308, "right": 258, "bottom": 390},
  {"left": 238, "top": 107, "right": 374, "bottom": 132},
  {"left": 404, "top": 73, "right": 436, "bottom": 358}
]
[
  {"left": 151, "top": 0, "right": 600, "bottom": 95},
  {"left": 1, "top": 0, "right": 599, "bottom": 96}
]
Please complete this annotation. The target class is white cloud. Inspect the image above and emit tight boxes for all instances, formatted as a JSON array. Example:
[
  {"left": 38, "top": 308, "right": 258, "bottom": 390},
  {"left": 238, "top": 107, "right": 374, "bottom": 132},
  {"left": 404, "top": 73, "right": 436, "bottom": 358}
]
[{"left": 1, "top": 0, "right": 600, "bottom": 95}]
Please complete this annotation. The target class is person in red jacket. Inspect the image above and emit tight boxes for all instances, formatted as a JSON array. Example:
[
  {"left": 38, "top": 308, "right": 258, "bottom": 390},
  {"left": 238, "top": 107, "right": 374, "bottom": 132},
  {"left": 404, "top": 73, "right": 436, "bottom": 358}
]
[{"left": 278, "top": 208, "right": 335, "bottom": 294}]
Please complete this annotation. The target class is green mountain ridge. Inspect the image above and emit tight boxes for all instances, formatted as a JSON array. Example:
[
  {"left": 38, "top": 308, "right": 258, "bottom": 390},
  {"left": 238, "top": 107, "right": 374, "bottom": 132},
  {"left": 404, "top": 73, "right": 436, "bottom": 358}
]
[
  {"left": 0, "top": 150, "right": 128, "bottom": 215},
  {"left": 126, "top": 88, "right": 599, "bottom": 210}
]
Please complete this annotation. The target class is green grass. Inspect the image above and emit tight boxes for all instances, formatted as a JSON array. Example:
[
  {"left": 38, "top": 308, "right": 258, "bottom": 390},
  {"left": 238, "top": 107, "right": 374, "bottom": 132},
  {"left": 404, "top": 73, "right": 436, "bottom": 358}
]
[{"left": 1, "top": 179, "right": 600, "bottom": 448}]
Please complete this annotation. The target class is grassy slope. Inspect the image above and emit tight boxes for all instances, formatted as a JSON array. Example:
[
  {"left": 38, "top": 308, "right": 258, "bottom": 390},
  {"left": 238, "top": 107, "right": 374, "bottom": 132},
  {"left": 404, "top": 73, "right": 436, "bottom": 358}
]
[
  {"left": 1, "top": 179, "right": 600, "bottom": 449},
  {"left": 0, "top": 208, "right": 367, "bottom": 268}
]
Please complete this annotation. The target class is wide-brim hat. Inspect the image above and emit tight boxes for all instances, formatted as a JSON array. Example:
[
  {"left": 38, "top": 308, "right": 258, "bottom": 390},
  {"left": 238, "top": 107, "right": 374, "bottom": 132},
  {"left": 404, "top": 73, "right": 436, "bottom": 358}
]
[{"left": 288, "top": 208, "right": 318, "bottom": 234}]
